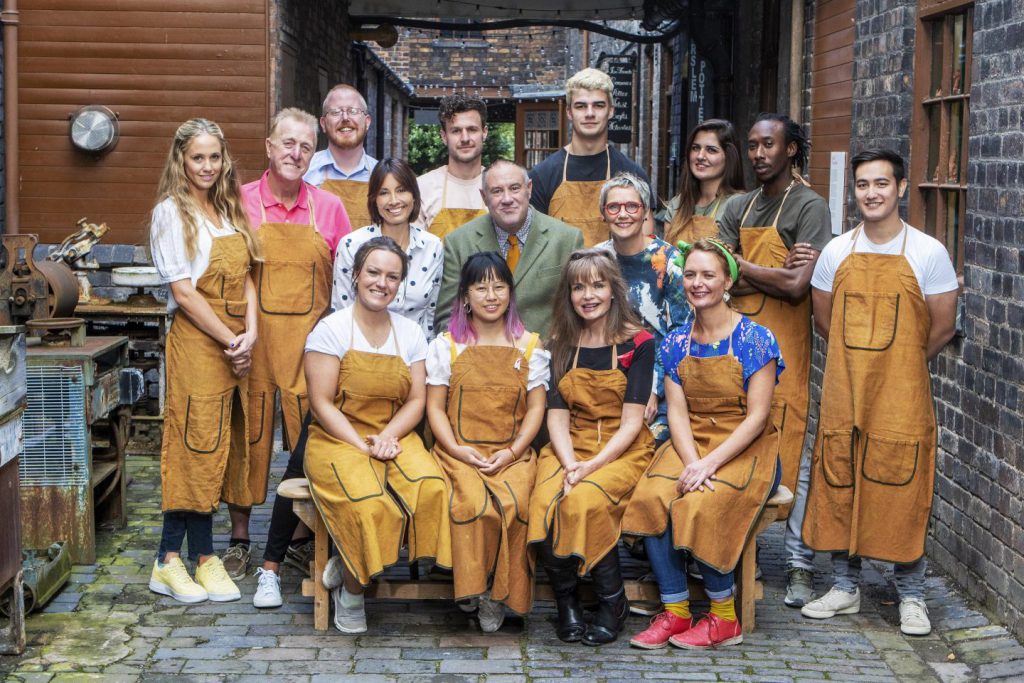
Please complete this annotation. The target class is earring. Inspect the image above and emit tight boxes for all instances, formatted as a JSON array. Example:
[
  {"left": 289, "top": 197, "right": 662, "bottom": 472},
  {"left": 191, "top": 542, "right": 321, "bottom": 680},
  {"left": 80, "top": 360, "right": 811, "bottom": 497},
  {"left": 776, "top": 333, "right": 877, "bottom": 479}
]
[
  {"left": 464, "top": 303, "right": 472, "bottom": 315},
  {"left": 723, "top": 292, "right": 731, "bottom": 303}
]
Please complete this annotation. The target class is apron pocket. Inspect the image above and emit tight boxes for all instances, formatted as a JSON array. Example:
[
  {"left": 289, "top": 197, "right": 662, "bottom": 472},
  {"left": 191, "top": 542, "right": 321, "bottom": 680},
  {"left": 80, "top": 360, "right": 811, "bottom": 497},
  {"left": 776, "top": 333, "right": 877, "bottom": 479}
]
[
  {"left": 862, "top": 432, "right": 919, "bottom": 486},
  {"left": 184, "top": 392, "right": 227, "bottom": 454},
  {"left": 770, "top": 400, "right": 787, "bottom": 435},
  {"left": 820, "top": 429, "right": 854, "bottom": 488},
  {"left": 342, "top": 390, "right": 399, "bottom": 424},
  {"left": 714, "top": 455, "right": 756, "bottom": 490},
  {"left": 457, "top": 385, "right": 521, "bottom": 445},
  {"left": 248, "top": 390, "right": 267, "bottom": 445},
  {"left": 331, "top": 460, "right": 384, "bottom": 502},
  {"left": 259, "top": 260, "right": 317, "bottom": 315},
  {"left": 842, "top": 292, "right": 900, "bottom": 350}
]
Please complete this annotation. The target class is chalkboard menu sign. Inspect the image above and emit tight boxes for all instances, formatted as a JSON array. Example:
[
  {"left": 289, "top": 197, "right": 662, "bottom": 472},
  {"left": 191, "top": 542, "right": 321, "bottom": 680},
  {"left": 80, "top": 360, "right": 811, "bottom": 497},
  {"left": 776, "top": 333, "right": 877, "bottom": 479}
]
[{"left": 604, "top": 57, "right": 635, "bottom": 145}]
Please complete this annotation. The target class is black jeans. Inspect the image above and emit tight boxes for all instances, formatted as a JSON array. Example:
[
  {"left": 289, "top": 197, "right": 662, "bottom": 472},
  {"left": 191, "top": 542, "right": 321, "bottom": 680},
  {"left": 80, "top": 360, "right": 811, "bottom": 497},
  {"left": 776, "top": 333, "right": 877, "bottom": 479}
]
[
  {"left": 262, "top": 413, "right": 311, "bottom": 564},
  {"left": 158, "top": 511, "right": 214, "bottom": 562}
]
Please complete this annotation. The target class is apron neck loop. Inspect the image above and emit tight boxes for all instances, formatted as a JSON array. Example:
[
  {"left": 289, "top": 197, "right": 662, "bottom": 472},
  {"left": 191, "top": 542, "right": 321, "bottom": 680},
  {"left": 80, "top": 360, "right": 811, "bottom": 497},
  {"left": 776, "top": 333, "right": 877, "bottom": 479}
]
[
  {"left": 740, "top": 181, "right": 795, "bottom": 229},
  {"left": 350, "top": 308, "right": 397, "bottom": 354},
  {"left": 259, "top": 183, "right": 316, "bottom": 230},
  {"left": 562, "top": 147, "right": 612, "bottom": 181},
  {"left": 850, "top": 220, "right": 909, "bottom": 255}
]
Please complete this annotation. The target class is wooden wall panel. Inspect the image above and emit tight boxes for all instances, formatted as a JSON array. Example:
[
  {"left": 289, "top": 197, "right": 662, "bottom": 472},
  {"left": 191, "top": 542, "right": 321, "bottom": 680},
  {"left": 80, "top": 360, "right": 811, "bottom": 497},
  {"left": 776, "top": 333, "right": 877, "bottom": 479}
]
[
  {"left": 809, "top": 0, "right": 855, "bottom": 204},
  {"left": 18, "top": 1, "right": 269, "bottom": 244}
]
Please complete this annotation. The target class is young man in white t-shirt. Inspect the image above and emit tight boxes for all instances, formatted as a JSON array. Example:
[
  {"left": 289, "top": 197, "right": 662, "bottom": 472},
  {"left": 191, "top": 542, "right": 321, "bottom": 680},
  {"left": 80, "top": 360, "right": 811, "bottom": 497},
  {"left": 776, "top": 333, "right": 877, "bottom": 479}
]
[{"left": 796, "top": 149, "right": 958, "bottom": 637}]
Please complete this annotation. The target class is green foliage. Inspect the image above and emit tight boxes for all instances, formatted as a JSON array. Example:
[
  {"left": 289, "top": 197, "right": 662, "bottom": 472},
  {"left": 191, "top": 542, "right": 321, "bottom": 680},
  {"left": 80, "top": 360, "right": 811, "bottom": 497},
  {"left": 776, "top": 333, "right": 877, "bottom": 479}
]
[{"left": 407, "top": 122, "right": 515, "bottom": 175}]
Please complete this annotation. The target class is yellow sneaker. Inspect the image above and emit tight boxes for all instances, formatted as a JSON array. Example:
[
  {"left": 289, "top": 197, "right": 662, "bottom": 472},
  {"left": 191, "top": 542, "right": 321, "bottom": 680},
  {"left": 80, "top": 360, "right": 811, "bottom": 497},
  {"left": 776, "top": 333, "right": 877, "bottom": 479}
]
[
  {"left": 149, "top": 558, "right": 208, "bottom": 604},
  {"left": 195, "top": 556, "right": 242, "bottom": 602}
]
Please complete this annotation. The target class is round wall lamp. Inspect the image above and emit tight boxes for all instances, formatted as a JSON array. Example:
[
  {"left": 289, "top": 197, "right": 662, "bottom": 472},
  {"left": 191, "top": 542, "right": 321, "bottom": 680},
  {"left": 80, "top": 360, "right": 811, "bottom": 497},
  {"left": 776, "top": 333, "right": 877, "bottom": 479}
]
[{"left": 69, "top": 105, "right": 120, "bottom": 155}]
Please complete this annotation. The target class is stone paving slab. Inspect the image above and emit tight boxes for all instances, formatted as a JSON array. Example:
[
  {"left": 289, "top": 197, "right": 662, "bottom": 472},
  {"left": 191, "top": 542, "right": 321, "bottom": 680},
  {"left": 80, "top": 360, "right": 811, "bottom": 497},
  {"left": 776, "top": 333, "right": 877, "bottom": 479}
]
[{"left": 3, "top": 453, "right": 1024, "bottom": 681}]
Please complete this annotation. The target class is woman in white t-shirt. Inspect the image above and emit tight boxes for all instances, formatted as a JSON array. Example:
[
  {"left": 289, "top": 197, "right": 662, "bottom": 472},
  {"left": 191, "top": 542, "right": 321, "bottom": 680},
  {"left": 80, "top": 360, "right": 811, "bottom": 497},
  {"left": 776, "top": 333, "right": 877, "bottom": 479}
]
[
  {"left": 426, "top": 252, "right": 549, "bottom": 633},
  {"left": 147, "top": 118, "right": 262, "bottom": 605},
  {"left": 303, "top": 236, "right": 452, "bottom": 634}
]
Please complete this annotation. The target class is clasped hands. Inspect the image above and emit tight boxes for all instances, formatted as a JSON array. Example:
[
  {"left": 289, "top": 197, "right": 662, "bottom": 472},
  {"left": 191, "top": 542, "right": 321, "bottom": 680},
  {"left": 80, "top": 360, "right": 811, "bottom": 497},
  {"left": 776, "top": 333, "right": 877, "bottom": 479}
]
[
  {"left": 562, "top": 458, "right": 597, "bottom": 497},
  {"left": 676, "top": 456, "right": 719, "bottom": 495},
  {"left": 365, "top": 434, "right": 402, "bottom": 461},
  {"left": 456, "top": 445, "right": 515, "bottom": 475},
  {"left": 224, "top": 330, "right": 257, "bottom": 378}
]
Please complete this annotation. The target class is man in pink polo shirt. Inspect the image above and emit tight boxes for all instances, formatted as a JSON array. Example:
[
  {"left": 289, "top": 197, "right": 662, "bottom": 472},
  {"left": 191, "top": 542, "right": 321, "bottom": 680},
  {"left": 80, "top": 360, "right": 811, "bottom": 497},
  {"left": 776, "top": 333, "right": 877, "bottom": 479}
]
[{"left": 226, "top": 108, "right": 351, "bottom": 584}]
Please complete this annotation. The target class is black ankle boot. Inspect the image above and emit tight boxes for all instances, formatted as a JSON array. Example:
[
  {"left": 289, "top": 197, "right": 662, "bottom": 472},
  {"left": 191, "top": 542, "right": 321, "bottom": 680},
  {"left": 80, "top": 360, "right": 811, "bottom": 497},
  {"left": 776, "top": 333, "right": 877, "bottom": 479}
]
[
  {"left": 582, "top": 550, "right": 629, "bottom": 646},
  {"left": 539, "top": 543, "right": 586, "bottom": 642}
]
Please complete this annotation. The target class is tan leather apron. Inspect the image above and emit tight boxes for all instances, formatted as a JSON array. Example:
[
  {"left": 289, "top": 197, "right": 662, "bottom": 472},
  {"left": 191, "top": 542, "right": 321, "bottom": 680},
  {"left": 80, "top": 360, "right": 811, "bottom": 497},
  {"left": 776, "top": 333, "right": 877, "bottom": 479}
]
[
  {"left": 321, "top": 178, "right": 371, "bottom": 229},
  {"left": 303, "top": 322, "right": 452, "bottom": 585},
  {"left": 161, "top": 232, "right": 251, "bottom": 513},
  {"left": 621, "top": 329, "right": 780, "bottom": 573},
  {"left": 730, "top": 183, "right": 809, "bottom": 519},
  {"left": 243, "top": 194, "right": 333, "bottom": 506},
  {"left": 665, "top": 196, "right": 723, "bottom": 247},
  {"left": 433, "top": 333, "right": 540, "bottom": 614},
  {"left": 527, "top": 342, "right": 654, "bottom": 575},
  {"left": 548, "top": 148, "right": 611, "bottom": 247},
  {"left": 803, "top": 226, "right": 935, "bottom": 564},
  {"left": 426, "top": 170, "right": 487, "bottom": 240}
]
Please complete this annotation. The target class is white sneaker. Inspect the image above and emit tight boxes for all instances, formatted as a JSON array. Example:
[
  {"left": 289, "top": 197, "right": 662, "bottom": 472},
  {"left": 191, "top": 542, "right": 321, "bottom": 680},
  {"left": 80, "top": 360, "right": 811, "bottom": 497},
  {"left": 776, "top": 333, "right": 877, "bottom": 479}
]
[
  {"left": 322, "top": 556, "right": 344, "bottom": 590},
  {"left": 253, "top": 568, "right": 283, "bottom": 609},
  {"left": 801, "top": 586, "right": 861, "bottom": 619},
  {"left": 332, "top": 586, "right": 367, "bottom": 634},
  {"left": 478, "top": 595, "right": 505, "bottom": 633},
  {"left": 899, "top": 598, "right": 931, "bottom": 635}
]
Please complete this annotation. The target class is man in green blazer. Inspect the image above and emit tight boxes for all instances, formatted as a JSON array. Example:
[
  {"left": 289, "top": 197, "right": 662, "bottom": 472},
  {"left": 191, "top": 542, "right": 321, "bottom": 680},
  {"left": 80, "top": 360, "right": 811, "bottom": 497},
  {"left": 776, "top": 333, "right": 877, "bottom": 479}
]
[{"left": 436, "top": 159, "right": 584, "bottom": 339}]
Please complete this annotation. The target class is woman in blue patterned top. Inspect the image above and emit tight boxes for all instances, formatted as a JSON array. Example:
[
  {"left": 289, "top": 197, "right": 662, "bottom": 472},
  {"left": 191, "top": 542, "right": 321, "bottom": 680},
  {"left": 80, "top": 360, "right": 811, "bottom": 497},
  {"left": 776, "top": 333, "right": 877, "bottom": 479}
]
[
  {"left": 621, "top": 238, "right": 784, "bottom": 649},
  {"left": 595, "top": 172, "right": 691, "bottom": 444}
]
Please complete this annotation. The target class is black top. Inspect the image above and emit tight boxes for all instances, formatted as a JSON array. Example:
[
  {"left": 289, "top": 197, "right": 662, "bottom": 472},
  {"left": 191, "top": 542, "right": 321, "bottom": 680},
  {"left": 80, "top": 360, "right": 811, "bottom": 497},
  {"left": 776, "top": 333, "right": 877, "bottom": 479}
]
[
  {"left": 528, "top": 147, "right": 656, "bottom": 214},
  {"left": 548, "top": 335, "right": 656, "bottom": 409}
]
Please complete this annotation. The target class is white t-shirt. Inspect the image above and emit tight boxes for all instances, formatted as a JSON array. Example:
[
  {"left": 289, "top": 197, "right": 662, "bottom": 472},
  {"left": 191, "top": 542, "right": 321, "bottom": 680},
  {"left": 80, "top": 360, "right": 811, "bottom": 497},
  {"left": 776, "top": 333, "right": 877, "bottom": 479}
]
[
  {"left": 149, "top": 197, "right": 240, "bottom": 312},
  {"left": 811, "top": 223, "right": 959, "bottom": 296},
  {"left": 304, "top": 305, "right": 428, "bottom": 366},
  {"left": 414, "top": 165, "right": 486, "bottom": 230},
  {"left": 425, "top": 334, "right": 551, "bottom": 391}
]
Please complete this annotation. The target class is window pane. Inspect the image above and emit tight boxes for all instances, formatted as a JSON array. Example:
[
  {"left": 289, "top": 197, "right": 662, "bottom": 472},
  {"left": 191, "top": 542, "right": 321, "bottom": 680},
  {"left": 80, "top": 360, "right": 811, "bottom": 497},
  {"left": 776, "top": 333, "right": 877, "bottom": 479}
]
[
  {"left": 945, "top": 191, "right": 961, "bottom": 267},
  {"left": 925, "top": 189, "right": 938, "bottom": 241},
  {"left": 930, "top": 21, "right": 946, "bottom": 96},
  {"left": 951, "top": 13, "right": 967, "bottom": 94},
  {"left": 927, "top": 105, "right": 941, "bottom": 182},
  {"left": 948, "top": 100, "right": 964, "bottom": 182}
]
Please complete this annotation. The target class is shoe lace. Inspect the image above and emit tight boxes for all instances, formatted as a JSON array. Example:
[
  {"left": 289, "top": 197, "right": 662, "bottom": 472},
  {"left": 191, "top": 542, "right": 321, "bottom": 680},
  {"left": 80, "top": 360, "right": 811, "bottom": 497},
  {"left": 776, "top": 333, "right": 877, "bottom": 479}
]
[
  {"left": 164, "top": 560, "right": 192, "bottom": 583},
  {"left": 224, "top": 545, "right": 247, "bottom": 561},
  {"left": 651, "top": 611, "right": 675, "bottom": 629},
  {"left": 902, "top": 599, "right": 927, "bottom": 620},
  {"left": 255, "top": 568, "right": 278, "bottom": 592},
  {"left": 203, "top": 558, "right": 232, "bottom": 582}
]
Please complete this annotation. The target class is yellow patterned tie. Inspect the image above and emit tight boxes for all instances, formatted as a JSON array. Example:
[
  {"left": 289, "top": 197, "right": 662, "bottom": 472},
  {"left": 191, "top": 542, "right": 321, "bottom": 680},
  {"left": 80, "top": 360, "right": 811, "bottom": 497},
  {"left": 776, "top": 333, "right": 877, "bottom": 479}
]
[{"left": 506, "top": 234, "right": 521, "bottom": 272}]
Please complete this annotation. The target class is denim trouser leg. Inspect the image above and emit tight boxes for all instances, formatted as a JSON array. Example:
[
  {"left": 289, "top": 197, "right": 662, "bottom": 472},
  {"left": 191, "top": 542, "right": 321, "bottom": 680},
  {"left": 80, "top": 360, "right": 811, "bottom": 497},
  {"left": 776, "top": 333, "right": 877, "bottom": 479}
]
[
  {"left": 831, "top": 552, "right": 862, "bottom": 593},
  {"left": 783, "top": 445, "right": 816, "bottom": 571},
  {"left": 644, "top": 527, "right": 689, "bottom": 604},
  {"left": 158, "top": 511, "right": 214, "bottom": 562},
  {"left": 894, "top": 558, "right": 927, "bottom": 600}
]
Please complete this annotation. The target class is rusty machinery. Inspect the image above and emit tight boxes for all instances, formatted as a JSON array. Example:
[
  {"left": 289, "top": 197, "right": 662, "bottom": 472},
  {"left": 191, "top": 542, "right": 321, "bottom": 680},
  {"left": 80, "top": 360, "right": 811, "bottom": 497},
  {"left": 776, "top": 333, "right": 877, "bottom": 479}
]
[{"left": 0, "top": 234, "right": 79, "bottom": 326}]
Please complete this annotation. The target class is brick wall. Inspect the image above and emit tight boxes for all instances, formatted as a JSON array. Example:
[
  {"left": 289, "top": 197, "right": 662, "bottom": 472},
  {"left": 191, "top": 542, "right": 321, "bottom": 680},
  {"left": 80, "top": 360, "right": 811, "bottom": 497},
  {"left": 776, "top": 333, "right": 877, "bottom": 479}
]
[
  {"left": 823, "top": 0, "right": 1024, "bottom": 640},
  {"left": 272, "top": 0, "right": 353, "bottom": 115}
]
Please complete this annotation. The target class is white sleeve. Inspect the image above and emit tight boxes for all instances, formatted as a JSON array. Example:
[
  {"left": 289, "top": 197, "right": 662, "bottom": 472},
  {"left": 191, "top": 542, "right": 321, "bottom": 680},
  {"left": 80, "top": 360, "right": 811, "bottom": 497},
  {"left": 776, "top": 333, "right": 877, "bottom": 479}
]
[
  {"left": 332, "top": 239, "right": 357, "bottom": 311},
  {"left": 402, "top": 319, "right": 429, "bottom": 365},
  {"left": 922, "top": 238, "right": 960, "bottom": 296},
  {"left": 304, "top": 312, "right": 348, "bottom": 358},
  {"left": 810, "top": 237, "right": 842, "bottom": 292},
  {"left": 426, "top": 336, "right": 453, "bottom": 386},
  {"left": 149, "top": 200, "right": 192, "bottom": 284},
  {"left": 528, "top": 347, "right": 551, "bottom": 391}
]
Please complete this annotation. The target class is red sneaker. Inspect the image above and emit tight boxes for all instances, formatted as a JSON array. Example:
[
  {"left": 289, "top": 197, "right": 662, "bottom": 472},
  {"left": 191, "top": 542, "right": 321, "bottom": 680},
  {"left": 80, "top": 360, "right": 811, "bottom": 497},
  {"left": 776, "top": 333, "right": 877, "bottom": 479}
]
[
  {"left": 629, "top": 611, "right": 694, "bottom": 649},
  {"left": 668, "top": 613, "right": 742, "bottom": 649}
]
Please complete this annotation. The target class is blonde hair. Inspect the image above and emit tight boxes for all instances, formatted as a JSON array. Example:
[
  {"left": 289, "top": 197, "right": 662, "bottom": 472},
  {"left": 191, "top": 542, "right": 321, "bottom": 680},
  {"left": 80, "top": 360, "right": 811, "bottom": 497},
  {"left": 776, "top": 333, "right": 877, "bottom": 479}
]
[
  {"left": 565, "top": 68, "right": 614, "bottom": 107},
  {"left": 153, "top": 118, "right": 261, "bottom": 262},
  {"left": 548, "top": 248, "right": 642, "bottom": 383},
  {"left": 270, "top": 107, "right": 318, "bottom": 139}
]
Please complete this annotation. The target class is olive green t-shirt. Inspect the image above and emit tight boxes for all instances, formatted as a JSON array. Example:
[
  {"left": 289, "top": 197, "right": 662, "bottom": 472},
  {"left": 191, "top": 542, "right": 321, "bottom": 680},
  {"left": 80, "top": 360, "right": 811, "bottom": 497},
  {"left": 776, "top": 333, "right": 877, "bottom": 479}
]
[{"left": 717, "top": 183, "right": 832, "bottom": 252}]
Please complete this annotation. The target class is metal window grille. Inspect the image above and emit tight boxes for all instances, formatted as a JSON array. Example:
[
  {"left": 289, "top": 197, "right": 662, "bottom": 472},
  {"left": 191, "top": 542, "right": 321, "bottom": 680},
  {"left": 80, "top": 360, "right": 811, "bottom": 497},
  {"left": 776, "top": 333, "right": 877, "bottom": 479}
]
[{"left": 20, "top": 365, "right": 88, "bottom": 487}]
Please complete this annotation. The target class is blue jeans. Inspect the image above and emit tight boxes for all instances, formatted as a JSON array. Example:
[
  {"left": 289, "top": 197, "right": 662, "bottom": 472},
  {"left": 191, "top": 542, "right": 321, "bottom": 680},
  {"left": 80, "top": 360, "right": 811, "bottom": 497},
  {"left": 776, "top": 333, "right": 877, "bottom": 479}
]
[
  {"left": 645, "top": 456, "right": 782, "bottom": 603},
  {"left": 158, "top": 511, "right": 214, "bottom": 562},
  {"left": 783, "top": 443, "right": 816, "bottom": 571},
  {"left": 831, "top": 553, "right": 927, "bottom": 600}
]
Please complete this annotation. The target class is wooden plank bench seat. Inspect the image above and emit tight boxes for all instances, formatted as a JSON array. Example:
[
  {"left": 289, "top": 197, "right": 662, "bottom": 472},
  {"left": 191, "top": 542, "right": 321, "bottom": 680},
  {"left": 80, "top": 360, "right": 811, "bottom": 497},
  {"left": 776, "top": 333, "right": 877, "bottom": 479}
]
[{"left": 276, "top": 478, "right": 794, "bottom": 633}]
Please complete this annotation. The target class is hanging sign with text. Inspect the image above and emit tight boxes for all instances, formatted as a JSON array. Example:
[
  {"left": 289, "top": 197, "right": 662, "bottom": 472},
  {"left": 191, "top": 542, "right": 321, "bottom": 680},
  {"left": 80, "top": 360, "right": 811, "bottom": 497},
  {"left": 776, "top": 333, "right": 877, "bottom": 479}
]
[{"left": 604, "top": 58, "right": 635, "bottom": 145}]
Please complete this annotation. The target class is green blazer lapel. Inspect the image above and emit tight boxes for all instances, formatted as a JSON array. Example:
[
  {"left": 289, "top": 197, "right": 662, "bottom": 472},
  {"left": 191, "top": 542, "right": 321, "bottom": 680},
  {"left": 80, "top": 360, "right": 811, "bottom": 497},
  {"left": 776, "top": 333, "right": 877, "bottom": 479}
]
[
  {"left": 472, "top": 218, "right": 501, "bottom": 253},
  {"left": 513, "top": 220, "right": 551, "bottom": 286}
]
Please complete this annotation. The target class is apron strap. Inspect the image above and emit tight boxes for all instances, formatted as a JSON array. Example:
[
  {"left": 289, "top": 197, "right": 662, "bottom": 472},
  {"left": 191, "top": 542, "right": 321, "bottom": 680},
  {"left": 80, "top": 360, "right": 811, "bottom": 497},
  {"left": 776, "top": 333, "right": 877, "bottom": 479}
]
[
  {"left": 560, "top": 147, "right": 612, "bottom": 182},
  {"left": 447, "top": 331, "right": 458, "bottom": 364},
  {"left": 571, "top": 342, "right": 582, "bottom": 369},
  {"left": 738, "top": 189, "right": 760, "bottom": 228},
  {"left": 708, "top": 195, "right": 724, "bottom": 219},
  {"left": 604, "top": 147, "right": 611, "bottom": 180},
  {"left": 259, "top": 198, "right": 267, "bottom": 225},
  {"left": 441, "top": 167, "right": 450, "bottom": 211},
  {"left": 738, "top": 182, "right": 795, "bottom": 229},
  {"left": 561, "top": 151, "right": 570, "bottom": 182},
  {"left": 258, "top": 184, "right": 317, "bottom": 230},
  {"left": 770, "top": 182, "right": 796, "bottom": 228},
  {"left": 899, "top": 220, "right": 909, "bottom": 255},
  {"left": 523, "top": 332, "right": 539, "bottom": 362}
]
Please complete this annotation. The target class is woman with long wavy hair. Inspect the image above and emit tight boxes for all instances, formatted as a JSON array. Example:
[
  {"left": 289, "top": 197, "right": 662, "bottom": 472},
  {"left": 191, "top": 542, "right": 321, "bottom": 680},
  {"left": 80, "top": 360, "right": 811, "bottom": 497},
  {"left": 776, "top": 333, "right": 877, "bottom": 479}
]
[
  {"left": 663, "top": 119, "right": 745, "bottom": 245},
  {"left": 527, "top": 249, "right": 656, "bottom": 646},
  {"left": 148, "top": 118, "right": 261, "bottom": 604}
]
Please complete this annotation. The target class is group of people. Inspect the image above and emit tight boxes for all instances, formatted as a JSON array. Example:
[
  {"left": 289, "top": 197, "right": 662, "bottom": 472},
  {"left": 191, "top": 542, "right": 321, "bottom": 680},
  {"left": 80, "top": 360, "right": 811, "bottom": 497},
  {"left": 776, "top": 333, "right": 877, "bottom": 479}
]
[{"left": 146, "top": 65, "right": 960, "bottom": 649}]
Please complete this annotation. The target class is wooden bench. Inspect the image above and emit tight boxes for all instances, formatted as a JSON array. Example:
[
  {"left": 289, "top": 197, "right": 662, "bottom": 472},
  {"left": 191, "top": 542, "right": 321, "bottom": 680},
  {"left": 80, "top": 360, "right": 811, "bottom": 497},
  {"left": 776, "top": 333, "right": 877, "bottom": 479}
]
[{"left": 277, "top": 478, "right": 794, "bottom": 633}]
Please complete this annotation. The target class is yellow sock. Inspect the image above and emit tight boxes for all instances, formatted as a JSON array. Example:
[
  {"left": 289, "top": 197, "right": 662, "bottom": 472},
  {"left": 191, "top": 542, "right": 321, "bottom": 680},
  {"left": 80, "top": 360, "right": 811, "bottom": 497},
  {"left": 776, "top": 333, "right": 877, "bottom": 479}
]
[
  {"left": 710, "top": 597, "right": 737, "bottom": 622},
  {"left": 664, "top": 600, "right": 690, "bottom": 619}
]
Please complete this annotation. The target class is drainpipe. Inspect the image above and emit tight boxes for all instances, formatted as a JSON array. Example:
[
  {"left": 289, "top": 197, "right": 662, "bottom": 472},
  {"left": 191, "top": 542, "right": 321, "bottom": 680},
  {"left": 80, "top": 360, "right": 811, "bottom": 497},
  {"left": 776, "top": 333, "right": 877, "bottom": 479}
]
[
  {"left": 2, "top": 0, "right": 19, "bottom": 234},
  {"left": 789, "top": 0, "right": 805, "bottom": 121}
]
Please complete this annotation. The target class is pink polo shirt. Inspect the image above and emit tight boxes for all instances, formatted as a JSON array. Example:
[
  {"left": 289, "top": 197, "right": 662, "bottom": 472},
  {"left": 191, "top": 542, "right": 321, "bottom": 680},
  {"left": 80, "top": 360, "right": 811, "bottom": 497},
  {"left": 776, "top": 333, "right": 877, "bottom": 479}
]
[{"left": 241, "top": 171, "right": 351, "bottom": 256}]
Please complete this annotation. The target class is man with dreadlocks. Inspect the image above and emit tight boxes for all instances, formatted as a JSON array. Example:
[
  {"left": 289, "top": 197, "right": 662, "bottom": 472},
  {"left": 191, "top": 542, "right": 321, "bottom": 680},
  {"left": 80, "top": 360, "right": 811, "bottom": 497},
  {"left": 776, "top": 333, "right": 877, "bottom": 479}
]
[{"left": 716, "top": 113, "right": 832, "bottom": 609}]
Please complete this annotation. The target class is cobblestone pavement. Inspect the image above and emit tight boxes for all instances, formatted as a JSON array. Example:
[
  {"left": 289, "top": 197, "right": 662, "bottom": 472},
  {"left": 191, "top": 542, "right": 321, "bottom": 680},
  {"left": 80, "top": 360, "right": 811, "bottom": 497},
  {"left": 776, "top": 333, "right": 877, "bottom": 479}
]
[{"left": 3, "top": 452, "right": 1024, "bottom": 683}]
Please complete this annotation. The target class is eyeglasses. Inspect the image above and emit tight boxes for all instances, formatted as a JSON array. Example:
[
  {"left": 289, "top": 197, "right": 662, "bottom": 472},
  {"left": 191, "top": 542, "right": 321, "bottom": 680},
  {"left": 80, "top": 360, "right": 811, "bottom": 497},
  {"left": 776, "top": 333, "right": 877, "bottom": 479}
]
[
  {"left": 603, "top": 201, "right": 643, "bottom": 216},
  {"left": 468, "top": 282, "right": 510, "bottom": 297},
  {"left": 324, "top": 107, "right": 367, "bottom": 119}
]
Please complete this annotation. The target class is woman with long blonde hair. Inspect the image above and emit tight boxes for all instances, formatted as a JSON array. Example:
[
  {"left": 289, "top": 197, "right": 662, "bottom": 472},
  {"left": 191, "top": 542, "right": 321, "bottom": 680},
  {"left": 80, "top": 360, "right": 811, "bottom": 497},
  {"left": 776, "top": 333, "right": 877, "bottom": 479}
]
[
  {"left": 527, "top": 248, "right": 656, "bottom": 646},
  {"left": 148, "top": 118, "right": 261, "bottom": 604}
]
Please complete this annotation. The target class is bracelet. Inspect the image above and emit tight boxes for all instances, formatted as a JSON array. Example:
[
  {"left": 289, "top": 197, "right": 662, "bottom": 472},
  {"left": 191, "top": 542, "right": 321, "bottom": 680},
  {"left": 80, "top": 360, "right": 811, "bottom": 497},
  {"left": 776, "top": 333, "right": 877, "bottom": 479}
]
[{"left": 507, "top": 445, "right": 518, "bottom": 460}]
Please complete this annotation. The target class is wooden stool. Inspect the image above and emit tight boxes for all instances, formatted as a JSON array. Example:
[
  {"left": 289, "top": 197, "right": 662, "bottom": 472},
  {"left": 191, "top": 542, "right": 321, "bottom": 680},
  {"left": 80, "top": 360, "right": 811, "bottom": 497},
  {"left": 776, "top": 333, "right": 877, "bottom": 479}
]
[{"left": 276, "top": 478, "right": 793, "bottom": 633}]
